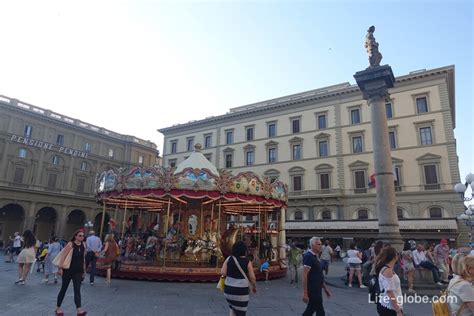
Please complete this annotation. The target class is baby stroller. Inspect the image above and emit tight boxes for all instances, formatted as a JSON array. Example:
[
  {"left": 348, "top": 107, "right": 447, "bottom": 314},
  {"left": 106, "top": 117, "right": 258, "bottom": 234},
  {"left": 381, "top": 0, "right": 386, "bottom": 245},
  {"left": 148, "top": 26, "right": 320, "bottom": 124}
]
[{"left": 36, "top": 246, "right": 48, "bottom": 273}]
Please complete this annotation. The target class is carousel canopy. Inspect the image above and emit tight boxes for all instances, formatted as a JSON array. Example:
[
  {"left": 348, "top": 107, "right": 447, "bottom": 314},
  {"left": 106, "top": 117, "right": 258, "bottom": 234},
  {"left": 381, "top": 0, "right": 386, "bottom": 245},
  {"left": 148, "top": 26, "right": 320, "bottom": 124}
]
[
  {"left": 174, "top": 144, "right": 219, "bottom": 176},
  {"left": 95, "top": 144, "right": 288, "bottom": 211}
]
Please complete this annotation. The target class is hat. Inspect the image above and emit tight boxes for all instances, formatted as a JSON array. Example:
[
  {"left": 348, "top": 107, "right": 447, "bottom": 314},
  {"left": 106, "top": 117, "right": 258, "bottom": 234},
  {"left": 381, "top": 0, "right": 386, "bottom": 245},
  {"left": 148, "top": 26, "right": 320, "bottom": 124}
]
[{"left": 440, "top": 239, "right": 448, "bottom": 245}]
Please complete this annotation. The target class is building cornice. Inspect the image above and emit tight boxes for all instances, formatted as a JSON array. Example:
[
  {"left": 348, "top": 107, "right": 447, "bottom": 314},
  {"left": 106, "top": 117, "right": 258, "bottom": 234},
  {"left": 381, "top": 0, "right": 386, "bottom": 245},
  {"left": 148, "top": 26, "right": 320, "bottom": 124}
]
[
  {"left": 158, "top": 65, "right": 455, "bottom": 134},
  {"left": 0, "top": 96, "right": 157, "bottom": 151}
]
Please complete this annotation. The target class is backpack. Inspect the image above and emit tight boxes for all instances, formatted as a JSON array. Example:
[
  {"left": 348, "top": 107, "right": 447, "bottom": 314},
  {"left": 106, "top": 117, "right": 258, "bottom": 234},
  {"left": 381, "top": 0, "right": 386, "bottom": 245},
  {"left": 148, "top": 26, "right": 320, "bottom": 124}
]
[
  {"left": 368, "top": 266, "right": 388, "bottom": 303},
  {"left": 432, "top": 279, "right": 465, "bottom": 316},
  {"left": 368, "top": 275, "right": 381, "bottom": 303}
]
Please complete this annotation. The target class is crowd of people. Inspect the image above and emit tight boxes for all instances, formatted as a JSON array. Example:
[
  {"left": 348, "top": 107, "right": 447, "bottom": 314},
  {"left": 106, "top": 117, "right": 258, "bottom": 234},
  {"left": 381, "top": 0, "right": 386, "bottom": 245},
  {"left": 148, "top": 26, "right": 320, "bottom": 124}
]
[
  {"left": 5, "top": 229, "right": 121, "bottom": 316},
  {"left": 281, "top": 238, "right": 474, "bottom": 316},
  {"left": 4, "top": 230, "right": 474, "bottom": 316}
]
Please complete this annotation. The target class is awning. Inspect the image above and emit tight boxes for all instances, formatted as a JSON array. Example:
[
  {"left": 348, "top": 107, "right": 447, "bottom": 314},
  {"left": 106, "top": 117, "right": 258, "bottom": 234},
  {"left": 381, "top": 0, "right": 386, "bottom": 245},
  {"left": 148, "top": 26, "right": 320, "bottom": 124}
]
[{"left": 285, "top": 218, "right": 458, "bottom": 231}]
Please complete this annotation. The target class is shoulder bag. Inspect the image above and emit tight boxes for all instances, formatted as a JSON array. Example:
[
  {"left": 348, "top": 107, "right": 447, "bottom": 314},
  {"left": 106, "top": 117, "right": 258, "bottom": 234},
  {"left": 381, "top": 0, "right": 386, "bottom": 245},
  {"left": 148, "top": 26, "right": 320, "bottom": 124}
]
[
  {"left": 52, "top": 242, "right": 73, "bottom": 269},
  {"left": 216, "top": 256, "right": 230, "bottom": 291}
]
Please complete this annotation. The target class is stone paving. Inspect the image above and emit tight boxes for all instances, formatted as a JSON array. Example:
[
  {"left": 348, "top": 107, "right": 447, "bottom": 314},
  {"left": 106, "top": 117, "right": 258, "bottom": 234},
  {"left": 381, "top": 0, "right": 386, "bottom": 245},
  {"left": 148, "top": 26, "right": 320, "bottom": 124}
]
[{"left": 0, "top": 256, "right": 432, "bottom": 315}]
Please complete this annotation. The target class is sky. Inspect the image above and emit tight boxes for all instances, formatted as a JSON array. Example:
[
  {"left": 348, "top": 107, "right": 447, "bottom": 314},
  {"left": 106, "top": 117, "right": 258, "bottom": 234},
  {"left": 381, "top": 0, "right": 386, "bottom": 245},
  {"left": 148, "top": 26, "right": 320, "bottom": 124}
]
[{"left": 0, "top": 0, "right": 472, "bottom": 185}]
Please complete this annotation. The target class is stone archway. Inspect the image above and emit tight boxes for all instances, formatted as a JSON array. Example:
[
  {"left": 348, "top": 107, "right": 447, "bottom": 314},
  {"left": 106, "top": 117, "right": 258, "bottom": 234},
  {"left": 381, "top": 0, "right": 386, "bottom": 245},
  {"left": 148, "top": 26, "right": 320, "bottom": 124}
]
[
  {"left": 65, "top": 210, "right": 86, "bottom": 239},
  {"left": 0, "top": 203, "right": 25, "bottom": 247},
  {"left": 34, "top": 207, "right": 57, "bottom": 242},
  {"left": 94, "top": 212, "right": 110, "bottom": 237}
]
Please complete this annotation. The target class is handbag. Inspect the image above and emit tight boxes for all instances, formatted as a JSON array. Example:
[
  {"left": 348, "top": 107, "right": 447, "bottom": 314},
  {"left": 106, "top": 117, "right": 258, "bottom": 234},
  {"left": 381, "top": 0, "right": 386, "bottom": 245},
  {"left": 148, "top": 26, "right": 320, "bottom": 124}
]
[
  {"left": 52, "top": 243, "right": 73, "bottom": 269},
  {"left": 217, "top": 256, "right": 230, "bottom": 291},
  {"left": 216, "top": 276, "right": 225, "bottom": 291}
]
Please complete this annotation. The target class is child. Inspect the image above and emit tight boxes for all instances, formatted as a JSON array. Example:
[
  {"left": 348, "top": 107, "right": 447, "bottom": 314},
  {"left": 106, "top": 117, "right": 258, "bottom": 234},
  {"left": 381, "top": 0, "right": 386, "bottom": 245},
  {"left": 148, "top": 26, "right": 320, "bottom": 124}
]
[{"left": 260, "top": 258, "right": 270, "bottom": 282}]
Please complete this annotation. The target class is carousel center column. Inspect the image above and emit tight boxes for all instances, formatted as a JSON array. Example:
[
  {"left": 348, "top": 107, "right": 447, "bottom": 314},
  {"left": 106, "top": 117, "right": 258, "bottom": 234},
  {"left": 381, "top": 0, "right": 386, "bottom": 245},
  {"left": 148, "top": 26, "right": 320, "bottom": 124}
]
[{"left": 278, "top": 207, "right": 286, "bottom": 262}]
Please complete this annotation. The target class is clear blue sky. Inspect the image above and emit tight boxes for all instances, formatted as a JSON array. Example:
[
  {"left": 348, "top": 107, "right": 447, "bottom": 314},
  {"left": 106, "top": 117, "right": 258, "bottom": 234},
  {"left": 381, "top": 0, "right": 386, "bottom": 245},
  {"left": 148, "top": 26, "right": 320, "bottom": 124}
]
[{"left": 0, "top": 0, "right": 472, "bottom": 183}]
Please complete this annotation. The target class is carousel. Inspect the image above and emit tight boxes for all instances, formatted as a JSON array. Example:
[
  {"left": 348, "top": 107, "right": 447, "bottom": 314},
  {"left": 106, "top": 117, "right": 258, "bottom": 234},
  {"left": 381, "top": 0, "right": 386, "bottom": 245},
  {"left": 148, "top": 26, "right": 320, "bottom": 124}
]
[{"left": 93, "top": 144, "right": 288, "bottom": 281}]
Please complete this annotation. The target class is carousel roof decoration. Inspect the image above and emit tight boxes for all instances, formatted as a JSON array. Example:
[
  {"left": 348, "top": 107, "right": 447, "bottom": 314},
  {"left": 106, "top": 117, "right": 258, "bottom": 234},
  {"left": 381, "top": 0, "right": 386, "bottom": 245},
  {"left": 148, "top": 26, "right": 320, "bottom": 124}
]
[{"left": 95, "top": 144, "right": 288, "bottom": 212}]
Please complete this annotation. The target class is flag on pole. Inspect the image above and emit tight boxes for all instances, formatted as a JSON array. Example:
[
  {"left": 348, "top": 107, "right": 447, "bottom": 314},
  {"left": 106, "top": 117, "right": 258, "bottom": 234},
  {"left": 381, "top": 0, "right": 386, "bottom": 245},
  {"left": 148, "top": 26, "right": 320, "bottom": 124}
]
[{"left": 368, "top": 173, "right": 376, "bottom": 188}]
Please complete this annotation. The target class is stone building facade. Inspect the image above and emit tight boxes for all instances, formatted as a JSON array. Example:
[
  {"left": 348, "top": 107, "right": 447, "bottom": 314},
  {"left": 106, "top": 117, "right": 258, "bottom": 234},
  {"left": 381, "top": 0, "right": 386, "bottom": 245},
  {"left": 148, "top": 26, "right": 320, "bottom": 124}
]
[
  {"left": 0, "top": 95, "right": 160, "bottom": 244},
  {"left": 159, "top": 66, "right": 466, "bottom": 246}
]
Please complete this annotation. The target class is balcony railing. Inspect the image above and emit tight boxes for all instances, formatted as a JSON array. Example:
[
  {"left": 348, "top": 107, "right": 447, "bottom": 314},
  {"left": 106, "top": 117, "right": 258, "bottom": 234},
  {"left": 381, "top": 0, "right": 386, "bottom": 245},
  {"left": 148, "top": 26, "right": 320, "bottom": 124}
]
[
  {"left": 424, "top": 184, "right": 441, "bottom": 190},
  {"left": 354, "top": 188, "right": 367, "bottom": 194}
]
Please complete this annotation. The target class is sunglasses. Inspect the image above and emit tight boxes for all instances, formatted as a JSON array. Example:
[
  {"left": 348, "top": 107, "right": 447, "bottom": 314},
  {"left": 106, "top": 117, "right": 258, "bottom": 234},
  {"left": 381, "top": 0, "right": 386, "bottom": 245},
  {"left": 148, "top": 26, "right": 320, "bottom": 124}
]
[{"left": 77, "top": 235, "right": 85, "bottom": 237}]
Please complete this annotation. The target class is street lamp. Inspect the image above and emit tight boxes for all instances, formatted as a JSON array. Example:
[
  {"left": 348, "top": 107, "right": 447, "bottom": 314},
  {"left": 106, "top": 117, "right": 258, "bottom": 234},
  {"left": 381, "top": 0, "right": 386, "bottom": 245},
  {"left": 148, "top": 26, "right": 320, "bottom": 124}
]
[
  {"left": 454, "top": 172, "right": 474, "bottom": 201},
  {"left": 457, "top": 204, "right": 474, "bottom": 245}
]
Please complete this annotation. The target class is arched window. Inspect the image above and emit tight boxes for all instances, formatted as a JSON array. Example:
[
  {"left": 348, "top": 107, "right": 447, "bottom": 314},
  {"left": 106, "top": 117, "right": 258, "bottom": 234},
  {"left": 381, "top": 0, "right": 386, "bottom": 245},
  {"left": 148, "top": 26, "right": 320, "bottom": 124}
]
[
  {"left": 294, "top": 211, "right": 303, "bottom": 221},
  {"left": 429, "top": 207, "right": 442, "bottom": 218},
  {"left": 357, "top": 209, "right": 368, "bottom": 220},
  {"left": 321, "top": 210, "right": 331, "bottom": 220},
  {"left": 397, "top": 208, "right": 404, "bottom": 219}
]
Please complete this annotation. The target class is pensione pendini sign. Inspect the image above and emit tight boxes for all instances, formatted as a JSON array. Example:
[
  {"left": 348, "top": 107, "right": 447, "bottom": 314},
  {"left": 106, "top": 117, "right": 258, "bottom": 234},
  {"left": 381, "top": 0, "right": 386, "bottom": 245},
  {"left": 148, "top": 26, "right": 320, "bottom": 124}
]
[{"left": 10, "top": 134, "right": 89, "bottom": 158}]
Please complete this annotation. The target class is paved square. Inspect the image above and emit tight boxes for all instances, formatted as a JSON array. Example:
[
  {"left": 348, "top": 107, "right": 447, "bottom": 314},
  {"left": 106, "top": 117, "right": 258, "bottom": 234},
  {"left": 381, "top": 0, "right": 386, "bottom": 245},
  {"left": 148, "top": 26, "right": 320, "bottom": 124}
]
[{"left": 0, "top": 257, "right": 431, "bottom": 315}]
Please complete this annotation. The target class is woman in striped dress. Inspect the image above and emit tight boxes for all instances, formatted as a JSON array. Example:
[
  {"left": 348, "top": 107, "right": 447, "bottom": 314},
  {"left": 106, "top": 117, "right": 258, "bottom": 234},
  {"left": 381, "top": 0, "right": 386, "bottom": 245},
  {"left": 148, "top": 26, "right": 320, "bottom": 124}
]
[{"left": 221, "top": 241, "right": 257, "bottom": 316}]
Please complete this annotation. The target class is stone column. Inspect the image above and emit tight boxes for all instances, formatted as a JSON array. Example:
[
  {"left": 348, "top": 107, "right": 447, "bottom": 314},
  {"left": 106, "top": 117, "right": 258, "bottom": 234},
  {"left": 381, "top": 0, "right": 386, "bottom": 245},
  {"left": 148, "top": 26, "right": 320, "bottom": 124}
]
[
  {"left": 66, "top": 157, "right": 75, "bottom": 191},
  {"left": 23, "top": 202, "right": 37, "bottom": 232},
  {"left": 0, "top": 141, "right": 10, "bottom": 180},
  {"left": 278, "top": 207, "right": 287, "bottom": 262},
  {"left": 354, "top": 65, "right": 403, "bottom": 250},
  {"left": 56, "top": 206, "right": 69, "bottom": 238}
]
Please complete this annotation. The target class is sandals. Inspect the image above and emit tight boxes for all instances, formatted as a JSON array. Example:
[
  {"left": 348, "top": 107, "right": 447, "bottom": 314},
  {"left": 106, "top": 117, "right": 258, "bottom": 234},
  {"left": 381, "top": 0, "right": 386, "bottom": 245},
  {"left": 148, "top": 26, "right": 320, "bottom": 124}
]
[
  {"left": 77, "top": 311, "right": 87, "bottom": 316},
  {"left": 55, "top": 310, "right": 64, "bottom": 316}
]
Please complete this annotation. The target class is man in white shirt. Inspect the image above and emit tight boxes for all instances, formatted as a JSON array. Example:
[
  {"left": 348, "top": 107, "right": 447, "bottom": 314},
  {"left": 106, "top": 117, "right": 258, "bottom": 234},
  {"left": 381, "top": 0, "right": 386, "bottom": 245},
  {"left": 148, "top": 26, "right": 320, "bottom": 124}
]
[
  {"left": 85, "top": 230, "right": 103, "bottom": 285},
  {"left": 334, "top": 245, "right": 341, "bottom": 259},
  {"left": 320, "top": 240, "right": 333, "bottom": 276},
  {"left": 8, "top": 232, "right": 22, "bottom": 262},
  {"left": 412, "top": 244, "right": 443, "bottom": 285}
]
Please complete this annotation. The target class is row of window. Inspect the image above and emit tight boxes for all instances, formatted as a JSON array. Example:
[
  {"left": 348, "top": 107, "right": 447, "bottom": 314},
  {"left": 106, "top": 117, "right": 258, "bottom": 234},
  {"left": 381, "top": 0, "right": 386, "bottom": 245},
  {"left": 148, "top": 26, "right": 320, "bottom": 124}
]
[
  {"left": 193, "top": 126, "right": 432, "bottom": 169},
  {"left": 17, "top": 148, "right": 90, "bottom": 171},
  {"left": 22, "top": 125, "right": 128, "bottom": 159},
  {"left": 24, "top": 125, "right": 92, "bottom": 151},
  {"left": 12, "top": 167, "right": 89, "bottom": 193},
  {"left": 169, "top": 161, "right": 439, "bottom": 193},
  {"left": 292, "top": 206, "right": 443, "bottom": 221},
  {"left": 291, "top": 164, "right": 440, "bottom": 193},
  {"left": 169, "top": 96, "right": 431, "bottom": 154},
  {"left": 289, "top": 164, "right": 439, "bottom": 192}
]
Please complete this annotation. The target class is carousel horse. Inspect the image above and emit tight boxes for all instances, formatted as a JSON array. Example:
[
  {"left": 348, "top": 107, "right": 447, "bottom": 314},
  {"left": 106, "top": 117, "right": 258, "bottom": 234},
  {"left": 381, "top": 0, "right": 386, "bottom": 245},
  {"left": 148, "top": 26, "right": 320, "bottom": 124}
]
[{"left": 184, "top": 238, "right": 219, "bottom": 262}]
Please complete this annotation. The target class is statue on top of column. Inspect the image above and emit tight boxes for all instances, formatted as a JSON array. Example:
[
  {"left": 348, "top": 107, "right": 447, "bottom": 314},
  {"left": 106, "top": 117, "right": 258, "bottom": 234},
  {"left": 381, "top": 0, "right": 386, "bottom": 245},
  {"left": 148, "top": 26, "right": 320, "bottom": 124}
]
[{"left": 365, "top": 25, "right": 383, "bottom": 68}]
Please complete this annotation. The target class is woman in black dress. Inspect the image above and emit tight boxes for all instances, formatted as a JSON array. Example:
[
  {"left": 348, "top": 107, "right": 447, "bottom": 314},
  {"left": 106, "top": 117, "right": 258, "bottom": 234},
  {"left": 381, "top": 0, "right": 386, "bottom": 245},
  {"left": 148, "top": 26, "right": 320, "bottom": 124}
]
[
  {"left": 221, "top": 240, "right": 257, "bottom": 316},
  {"left": 55, "top": 230, "right": 87, "bottom": 316}
]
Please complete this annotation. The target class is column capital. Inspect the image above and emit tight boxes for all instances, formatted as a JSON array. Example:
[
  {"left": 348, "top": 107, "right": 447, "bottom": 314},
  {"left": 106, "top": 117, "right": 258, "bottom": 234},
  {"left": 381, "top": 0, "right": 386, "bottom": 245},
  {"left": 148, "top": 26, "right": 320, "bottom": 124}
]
[{"left": 353, "top": 64, "right": 395, "bottom": 101}]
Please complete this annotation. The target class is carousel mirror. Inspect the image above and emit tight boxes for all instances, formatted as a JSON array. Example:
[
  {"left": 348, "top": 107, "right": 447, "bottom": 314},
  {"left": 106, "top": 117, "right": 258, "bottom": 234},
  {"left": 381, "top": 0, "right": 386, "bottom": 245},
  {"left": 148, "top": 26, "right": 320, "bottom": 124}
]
[{"left": 188, "top": 214, "right": 198, "bottom": 235}]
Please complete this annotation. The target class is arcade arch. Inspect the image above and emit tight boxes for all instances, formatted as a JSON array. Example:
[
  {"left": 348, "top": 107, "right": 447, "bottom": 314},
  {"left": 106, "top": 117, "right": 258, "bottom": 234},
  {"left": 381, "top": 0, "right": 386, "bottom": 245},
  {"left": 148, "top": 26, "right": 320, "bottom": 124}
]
[
  {"left": 34, "top": 207, "right": 57, "bottom": 241},
  {"left": 0, "top": 203, "right": 25, "bottom": 247},
  {"left": 65, "top": 209, "right": 86, "bottom": 238}
]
